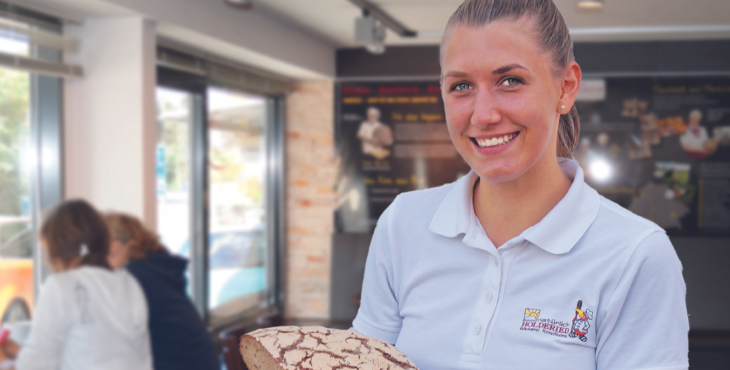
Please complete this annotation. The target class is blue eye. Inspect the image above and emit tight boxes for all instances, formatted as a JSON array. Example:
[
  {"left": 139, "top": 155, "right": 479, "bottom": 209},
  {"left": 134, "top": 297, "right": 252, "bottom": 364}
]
[
  {"left": 451, "top": 82, "right": 471, "bottom": 91},
  {"left": 500, "top": 77, "right": 522, "bottom": 87}
]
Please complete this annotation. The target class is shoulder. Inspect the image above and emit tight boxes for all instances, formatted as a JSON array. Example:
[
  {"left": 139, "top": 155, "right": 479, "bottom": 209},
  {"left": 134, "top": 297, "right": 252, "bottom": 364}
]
[
  {"left": 44, "top": 267, "right": 97, "bottom": 288},
  {"left": 41, "top": 272, "right": 71, "bottom": 295},
  {"left": 575, "top": 194, "right": 674, "bottom": 268},
  {"left": 631, "top": 230, "right": 680, "bottom": 270},
  {"left": 125, "top": 258, "right": 150, "bottom": 278},
  {"left": 72, "top": 266, "right": 145, "bottom": 292},
  {"left": 591, "top": 195, "right": 664, "bottom": 242},
  {"left": 386, "top": 181, "right": 456, "bottom": 221},
  {"left": 125, "top": 261, "right": 163, "bottom": 292},
  {"left": 370, "top": 181, "right": 459, "bottom": 255},
  {"left": 586, "top": 195, "right": 680, "bottom": 272}
]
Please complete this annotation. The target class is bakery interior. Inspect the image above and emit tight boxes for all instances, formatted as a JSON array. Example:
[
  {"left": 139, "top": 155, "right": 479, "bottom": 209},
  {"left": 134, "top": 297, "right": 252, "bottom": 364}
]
[{"left": 0, "top": 0, "right": 729, "bottom": 368}]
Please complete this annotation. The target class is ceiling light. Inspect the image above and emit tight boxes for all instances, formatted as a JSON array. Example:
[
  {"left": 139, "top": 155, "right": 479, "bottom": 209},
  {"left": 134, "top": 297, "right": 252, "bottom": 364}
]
[
  {"left": 225, "top": 0, "right": 252, "bottom": 10},
  {"left": 366, "top": 40, "right": 386, "bottom": 55},
  {"left": 589, "top": 159, "right": 612, "bottom": 182},
  {"left": 577, "top": 0, "right": 604, "bottom": 10}
]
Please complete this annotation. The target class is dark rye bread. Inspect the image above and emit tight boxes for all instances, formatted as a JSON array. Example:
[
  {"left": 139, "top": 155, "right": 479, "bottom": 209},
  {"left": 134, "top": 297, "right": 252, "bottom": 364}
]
[{"left": 239, "top": 326, "right": 419, "bottom": 370}]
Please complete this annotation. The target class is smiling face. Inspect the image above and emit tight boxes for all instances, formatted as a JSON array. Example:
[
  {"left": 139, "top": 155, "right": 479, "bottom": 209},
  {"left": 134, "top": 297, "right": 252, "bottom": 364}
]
[{"left": 441, "top": 17, "right": 570, "bottom": 183}]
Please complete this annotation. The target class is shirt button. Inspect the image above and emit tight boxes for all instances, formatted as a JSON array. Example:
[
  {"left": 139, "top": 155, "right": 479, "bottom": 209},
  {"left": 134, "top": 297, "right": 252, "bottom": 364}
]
[
  {"left": 474, "top": 325, "right": 482, "bottom": 335},
  {"left": 486, "top": 293, "right": 493, "bottom": 303}
]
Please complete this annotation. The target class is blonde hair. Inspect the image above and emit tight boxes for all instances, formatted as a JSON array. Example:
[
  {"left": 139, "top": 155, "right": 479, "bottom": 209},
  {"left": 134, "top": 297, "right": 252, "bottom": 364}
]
[
  {"left": 442, "top": 0, "right": 580, "bottom": 158},
  {"left": 105, "top": 212, "right": 165, "bottom": 260}
]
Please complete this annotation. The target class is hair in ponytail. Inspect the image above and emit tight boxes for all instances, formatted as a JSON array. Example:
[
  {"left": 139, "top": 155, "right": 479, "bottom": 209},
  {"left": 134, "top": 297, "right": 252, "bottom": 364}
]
[
  {"left": 558, "top": 106, "right": 580, "bottom": 158},
  {"left": 40, "top": 199, "right": 111, "bottom": 270},
  {"left": 443, "top": 0, "right": 581, "bottom": 158}
]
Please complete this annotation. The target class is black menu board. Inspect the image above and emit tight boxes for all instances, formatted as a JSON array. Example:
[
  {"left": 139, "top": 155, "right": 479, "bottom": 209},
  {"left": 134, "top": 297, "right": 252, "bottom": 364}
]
[
  {"left": 575, "top": 77, "right": 730, "bottom": 236},
  {"left": 334, "top": 82, "right": 470, "bottom": 232}
]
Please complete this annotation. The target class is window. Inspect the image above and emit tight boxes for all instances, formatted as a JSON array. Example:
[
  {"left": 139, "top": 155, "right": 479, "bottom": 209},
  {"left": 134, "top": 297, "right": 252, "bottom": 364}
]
[
  {"left": 0, "top": 65, "right": 34, "bottom": 324},
  {"left": 0, "top": 5, "right": 64, "bottom": 328}
]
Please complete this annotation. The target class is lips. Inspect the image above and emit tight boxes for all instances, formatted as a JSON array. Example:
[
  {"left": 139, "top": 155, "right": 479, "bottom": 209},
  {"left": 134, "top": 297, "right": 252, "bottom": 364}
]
[{"left": 471, "top": 132, "right": 519, "bottom": 148}]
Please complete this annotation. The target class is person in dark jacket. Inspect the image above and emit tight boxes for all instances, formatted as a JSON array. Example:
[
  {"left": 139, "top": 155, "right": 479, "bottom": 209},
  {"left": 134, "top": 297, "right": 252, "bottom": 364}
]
[{"left": 105, "top": 213, "right": 220, "bottom": 370}]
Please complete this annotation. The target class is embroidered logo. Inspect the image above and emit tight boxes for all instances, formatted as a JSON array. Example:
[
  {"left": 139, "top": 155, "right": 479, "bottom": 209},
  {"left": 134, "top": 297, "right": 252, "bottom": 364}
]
[
  {"left": 568, "top": 300, "right": 593, "bottom": 342},
  {"left": 520, "top": 308, "right": 571, "bottom": 337},
  {"left": 524, "top": 308, "right": 541, "bottom": 322}
]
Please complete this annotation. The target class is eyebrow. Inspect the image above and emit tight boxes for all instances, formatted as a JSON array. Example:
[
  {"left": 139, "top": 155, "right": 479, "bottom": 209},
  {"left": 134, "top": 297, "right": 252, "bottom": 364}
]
[
  {"left": 493, "top": 64, "right": 528, "bottom": 75},
  {"left": 441, "top": 64, "right": 528, "bottom": 80}
]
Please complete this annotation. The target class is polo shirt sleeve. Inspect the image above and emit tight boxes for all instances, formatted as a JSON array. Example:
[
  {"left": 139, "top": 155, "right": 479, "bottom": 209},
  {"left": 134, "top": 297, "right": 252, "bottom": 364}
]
[
  {"left": 596, "top": 231, "right": 689, "bottom": 370},
  {"left": 352, "top": 206, "right": 402, "bottom": 344}
]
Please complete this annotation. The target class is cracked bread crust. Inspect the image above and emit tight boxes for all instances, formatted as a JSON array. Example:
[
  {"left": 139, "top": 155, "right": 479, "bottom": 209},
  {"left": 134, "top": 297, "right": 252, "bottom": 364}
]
[{"left": 239, "top": 326, "right": 419, "bottom": 370}]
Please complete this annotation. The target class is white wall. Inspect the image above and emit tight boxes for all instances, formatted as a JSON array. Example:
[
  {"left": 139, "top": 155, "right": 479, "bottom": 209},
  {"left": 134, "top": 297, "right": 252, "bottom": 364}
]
[
  {"left": 110, "top": 0, "right": 336, "bottom": 78},
  {"left": 28, "top": 0, "right": 336, "bottom": 79},
  {"left": 64, "top": 17, "right": 157, "bottom": 229}
]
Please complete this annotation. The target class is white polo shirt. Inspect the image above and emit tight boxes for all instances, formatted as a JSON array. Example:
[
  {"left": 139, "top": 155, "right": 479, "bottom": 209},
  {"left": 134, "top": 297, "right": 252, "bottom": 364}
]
[{"left": 353, "top": 159, "right": 689, "bottom": 370}]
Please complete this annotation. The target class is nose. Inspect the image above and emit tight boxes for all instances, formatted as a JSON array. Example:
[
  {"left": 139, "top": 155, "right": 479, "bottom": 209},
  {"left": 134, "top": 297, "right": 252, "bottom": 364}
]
[{"left": 471, "top": 89, "right": 501, "bottom": 128}]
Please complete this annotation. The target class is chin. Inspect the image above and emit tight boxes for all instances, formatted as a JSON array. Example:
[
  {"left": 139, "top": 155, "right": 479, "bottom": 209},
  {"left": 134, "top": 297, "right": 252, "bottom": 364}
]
[{"left": 472, "top": 162, "right": 528, "bottom": 183}]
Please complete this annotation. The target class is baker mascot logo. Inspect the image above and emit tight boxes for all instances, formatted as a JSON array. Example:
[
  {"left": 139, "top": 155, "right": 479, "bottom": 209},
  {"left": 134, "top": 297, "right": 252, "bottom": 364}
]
[{"left": 569, "top": 300, "right": 593, "bottom": 342}]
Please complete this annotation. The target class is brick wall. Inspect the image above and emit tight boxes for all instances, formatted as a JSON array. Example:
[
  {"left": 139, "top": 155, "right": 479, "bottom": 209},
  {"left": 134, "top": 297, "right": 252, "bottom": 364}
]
[{"left": 284, "top": 80, "right": 335, "bottom": 319}]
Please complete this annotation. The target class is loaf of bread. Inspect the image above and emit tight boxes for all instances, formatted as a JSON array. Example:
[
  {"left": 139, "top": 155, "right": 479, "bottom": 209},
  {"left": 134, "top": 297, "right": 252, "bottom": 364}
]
[{"left": 239, "top": 326, "right": 419, "bottom": 370}]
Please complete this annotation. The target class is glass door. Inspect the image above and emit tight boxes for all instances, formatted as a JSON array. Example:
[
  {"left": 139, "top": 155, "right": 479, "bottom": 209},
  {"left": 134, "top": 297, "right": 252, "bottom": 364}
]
[
  {"left": 158, "top": 65, "right": 283, "bottom": 325},
  {"left": 206, "top": 87, "right": 269, "bottom": 325}
]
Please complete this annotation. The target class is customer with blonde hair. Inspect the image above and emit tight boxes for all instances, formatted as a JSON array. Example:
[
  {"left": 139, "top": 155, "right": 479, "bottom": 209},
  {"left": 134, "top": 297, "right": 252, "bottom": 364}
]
[
  {"left": 105, "top": 213, "right": 220, "bottom": 370},
  {"left": 353, "top": 0, "right": 688, "bottom": 369}
]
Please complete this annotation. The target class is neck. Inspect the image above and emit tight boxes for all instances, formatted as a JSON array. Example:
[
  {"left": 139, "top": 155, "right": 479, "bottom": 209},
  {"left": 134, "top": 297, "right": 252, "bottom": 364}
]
[
  {"left": 474, "top": 154, "right": 572, "bottom": 248},
  {"left": 53, "top": 257, "right": 82, "bottom": 273}
]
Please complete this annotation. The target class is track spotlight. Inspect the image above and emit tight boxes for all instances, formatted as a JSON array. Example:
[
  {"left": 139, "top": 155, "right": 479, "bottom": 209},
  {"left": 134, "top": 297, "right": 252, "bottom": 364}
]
[{"left": 355, "top": 15, "right": 386, "bottom": 55}]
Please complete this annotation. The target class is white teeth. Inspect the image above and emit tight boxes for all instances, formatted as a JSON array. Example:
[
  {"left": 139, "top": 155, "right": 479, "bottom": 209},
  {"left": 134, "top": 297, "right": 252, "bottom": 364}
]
[{"left": 475, "top": 133, "right": 517, "bottom": 148}]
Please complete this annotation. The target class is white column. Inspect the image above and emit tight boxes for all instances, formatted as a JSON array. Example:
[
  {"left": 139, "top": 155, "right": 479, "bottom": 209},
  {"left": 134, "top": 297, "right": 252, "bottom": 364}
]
[{"left": 64, "top": 17, "right": 157, "bottom": 230}]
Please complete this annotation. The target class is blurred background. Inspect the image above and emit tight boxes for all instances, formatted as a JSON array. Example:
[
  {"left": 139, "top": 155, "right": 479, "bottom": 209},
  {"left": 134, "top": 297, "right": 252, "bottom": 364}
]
[{"left": 0, "top": 0, "right": 728, "bottom": 368}]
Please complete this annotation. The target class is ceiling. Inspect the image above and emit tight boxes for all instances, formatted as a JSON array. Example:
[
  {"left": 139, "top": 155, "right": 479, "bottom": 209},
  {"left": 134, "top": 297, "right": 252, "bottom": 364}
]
[
  {"left": 16, "top": 0, "right": 730, "bottom": 79},
  {"left": 254, "top": 0, "right": 730, "bottom": 46}
]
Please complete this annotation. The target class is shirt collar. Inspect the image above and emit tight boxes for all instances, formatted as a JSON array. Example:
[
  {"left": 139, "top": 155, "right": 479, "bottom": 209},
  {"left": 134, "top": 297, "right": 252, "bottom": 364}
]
[{"left": 429, "top": 158, "right": 601, "bottom": 255}]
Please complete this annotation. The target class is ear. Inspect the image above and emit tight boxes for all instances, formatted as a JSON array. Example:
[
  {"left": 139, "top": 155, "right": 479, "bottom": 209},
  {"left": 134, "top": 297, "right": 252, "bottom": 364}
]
[{"left": 558, "top": 61, "right": 582, "bottom": 114}]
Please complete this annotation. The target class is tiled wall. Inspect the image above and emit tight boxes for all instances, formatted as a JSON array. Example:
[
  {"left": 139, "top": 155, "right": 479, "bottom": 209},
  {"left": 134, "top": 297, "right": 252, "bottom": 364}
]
[{"left": 284, "top": 80, "right": 335, "bottom": 319}]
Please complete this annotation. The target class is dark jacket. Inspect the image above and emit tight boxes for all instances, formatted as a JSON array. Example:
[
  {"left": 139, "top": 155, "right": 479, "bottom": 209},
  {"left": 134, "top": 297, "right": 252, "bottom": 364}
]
[{"left": 126, "top": 250, "right": 220, "bottom": 370}]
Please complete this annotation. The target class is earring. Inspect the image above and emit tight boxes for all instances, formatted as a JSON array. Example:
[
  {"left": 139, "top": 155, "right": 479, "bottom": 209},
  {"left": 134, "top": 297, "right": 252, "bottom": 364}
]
[{"left": 561, "top": 105, "right": 566, "bottom": 110}]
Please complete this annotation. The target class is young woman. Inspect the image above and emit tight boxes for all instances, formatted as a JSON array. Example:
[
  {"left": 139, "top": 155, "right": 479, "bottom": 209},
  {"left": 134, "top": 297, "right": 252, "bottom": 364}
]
[
  {"left": 105, "top": 213, "right": 220, "bottom": 370},
  {"left": 3, "top": 200, "right": 152, "bottom": 370},
  {"left": 352, "top": 1, "right": 689, "bottom": 369}
]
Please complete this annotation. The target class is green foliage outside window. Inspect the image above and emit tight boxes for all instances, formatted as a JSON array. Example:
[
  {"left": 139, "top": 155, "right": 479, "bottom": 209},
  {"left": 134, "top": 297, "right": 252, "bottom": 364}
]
[{"left": 0, "top": 67, "right": 30, "bottom": 245}]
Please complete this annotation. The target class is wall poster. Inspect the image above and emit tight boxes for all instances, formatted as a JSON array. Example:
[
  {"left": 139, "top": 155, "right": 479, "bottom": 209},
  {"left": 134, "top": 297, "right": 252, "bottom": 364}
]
[
  {"left": 335, "top": 77, "right": 730, "bottom": 236},
  {"left": 575, "top": 77, "right": 730, "bottom": 236},
  {"left": 334, "top": 81, "right": 470, "bottom": 233}
]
